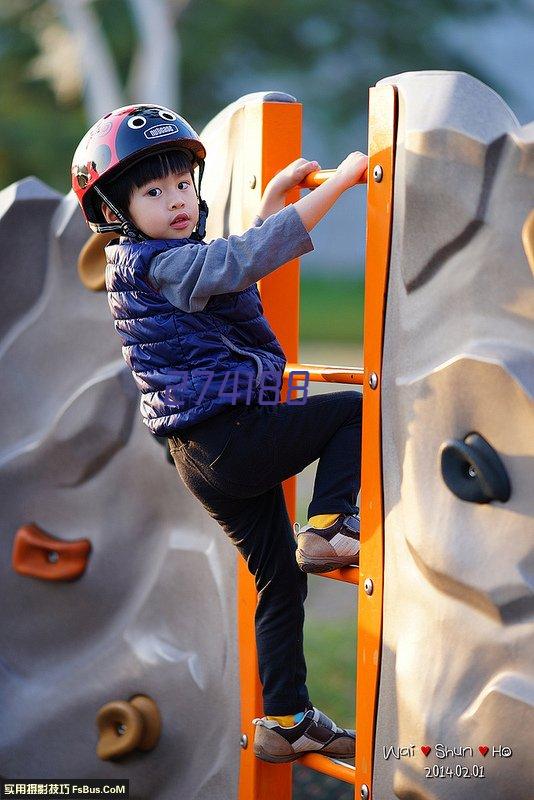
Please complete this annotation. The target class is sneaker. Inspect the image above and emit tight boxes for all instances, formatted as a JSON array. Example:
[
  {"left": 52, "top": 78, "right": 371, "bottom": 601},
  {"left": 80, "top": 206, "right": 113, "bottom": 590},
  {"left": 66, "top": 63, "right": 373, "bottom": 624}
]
[
  {"left": 253, "top": 706, "right": 355, "bottom": 763},
  {"left": 293, "top": 513, "right": 360, "bottom": 573}
]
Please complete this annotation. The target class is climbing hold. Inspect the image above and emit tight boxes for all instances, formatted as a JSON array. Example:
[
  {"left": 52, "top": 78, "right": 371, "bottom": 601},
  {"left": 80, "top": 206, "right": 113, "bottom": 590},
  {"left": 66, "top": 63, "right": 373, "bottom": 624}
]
[
  {"left": 96, "top": 695, "right": 162, "bottom": 760},
  {"left": 440, "top": 432, "right": 511, "bottom": 504},
  {"left": 522, "top": 209, "right": 534, "bottom": 277},
  {"left": 77, "top": 231, "right": 117, "bottom": 292},
  {"left": 12, "top": 523, "right": 91, "bottom": 581}
]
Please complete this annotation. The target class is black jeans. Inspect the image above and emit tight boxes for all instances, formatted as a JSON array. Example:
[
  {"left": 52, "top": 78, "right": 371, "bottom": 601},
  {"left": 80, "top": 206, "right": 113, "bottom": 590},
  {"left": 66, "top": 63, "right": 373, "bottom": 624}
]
[{"left": 168, "top": 390, "right": 362, "bottom": 715}]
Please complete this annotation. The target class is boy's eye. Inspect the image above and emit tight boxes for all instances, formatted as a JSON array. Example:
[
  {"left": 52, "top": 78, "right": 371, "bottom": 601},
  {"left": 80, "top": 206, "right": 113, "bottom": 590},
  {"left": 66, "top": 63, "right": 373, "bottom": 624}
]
[
  {"left": 178, "top": 181, "right": 189, "bottom": 190},
  {"left": 146, "top": 188, "right": 161, "bottom": 197}
]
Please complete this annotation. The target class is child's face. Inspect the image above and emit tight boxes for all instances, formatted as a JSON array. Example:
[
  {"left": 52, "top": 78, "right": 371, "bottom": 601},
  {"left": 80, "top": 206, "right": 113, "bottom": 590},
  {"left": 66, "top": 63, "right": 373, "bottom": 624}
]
[
  {"left": 104, "top": 170, "right": 200, "bottom": 239},
  {"left": 130, "top": 170, "right": 200, "bottom": 239}
]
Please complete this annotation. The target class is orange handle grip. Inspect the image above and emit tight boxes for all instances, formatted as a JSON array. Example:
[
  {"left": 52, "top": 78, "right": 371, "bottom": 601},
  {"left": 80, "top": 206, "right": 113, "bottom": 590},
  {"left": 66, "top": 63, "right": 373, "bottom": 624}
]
[{"left": 299, "top": 168, "right": 367, "bottom": 189}]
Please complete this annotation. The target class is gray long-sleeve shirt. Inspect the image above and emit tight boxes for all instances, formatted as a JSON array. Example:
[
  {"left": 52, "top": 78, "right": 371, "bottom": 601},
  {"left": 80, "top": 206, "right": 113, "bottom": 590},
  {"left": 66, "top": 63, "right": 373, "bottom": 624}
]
[{"left": 147, "top": 204, "right": 314, "bottom": 313}]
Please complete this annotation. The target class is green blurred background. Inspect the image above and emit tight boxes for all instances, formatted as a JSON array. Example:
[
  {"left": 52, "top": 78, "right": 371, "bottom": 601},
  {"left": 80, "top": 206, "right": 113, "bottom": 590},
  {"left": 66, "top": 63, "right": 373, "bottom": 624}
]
[{"left": 1, "top": 0, "right": 525, "bottom": 195}]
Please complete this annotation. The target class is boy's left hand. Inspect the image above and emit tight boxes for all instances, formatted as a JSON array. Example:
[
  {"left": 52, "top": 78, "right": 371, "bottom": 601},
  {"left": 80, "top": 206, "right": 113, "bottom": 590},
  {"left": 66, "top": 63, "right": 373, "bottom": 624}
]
[{"left": 268, "top": 158, "right": 320, "bottom": 196}]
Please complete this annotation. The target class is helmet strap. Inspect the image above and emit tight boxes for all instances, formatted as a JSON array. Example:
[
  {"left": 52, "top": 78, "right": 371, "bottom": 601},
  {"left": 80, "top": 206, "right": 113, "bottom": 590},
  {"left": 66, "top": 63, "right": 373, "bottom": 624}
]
[
  {"left": 196, "top": 199, "right": 208, "bottom": 240},
  {"left": 190, "top": 160, "right": 209, "bottom": 241},
  {"left": 93, "top": 184, "right": 147, "bottom": 242}
]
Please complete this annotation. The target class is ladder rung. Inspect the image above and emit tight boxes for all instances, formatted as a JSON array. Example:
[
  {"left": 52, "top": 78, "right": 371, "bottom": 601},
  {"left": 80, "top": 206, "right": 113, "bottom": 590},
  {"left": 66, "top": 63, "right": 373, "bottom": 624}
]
[
  {"left": 299, "top": 168, "right": 367, "bottom": 189},
  {"left": 315, "top": 565, "right": 359, "bottom": 584},
  {"left": 285, "top": 363, "right": 364, "bottom": 386},
  {"left": 299, "top": 753, "right": 356, "bottom": 784}
]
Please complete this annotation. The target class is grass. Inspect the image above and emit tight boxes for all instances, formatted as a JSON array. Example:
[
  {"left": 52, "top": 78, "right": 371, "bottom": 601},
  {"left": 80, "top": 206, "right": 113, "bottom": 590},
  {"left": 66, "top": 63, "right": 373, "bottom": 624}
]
[
  {"left": 294, "top": 614, "right": 357, "bottom": 797},
  {"left": 290, "top": 274, "right": 361, "bottom": 760},
  {"left": 299, "top": 275, "right": 364, "bottom": 344},
  {"left": 303, "top": 615, "right": 356, "bottom": 730}
]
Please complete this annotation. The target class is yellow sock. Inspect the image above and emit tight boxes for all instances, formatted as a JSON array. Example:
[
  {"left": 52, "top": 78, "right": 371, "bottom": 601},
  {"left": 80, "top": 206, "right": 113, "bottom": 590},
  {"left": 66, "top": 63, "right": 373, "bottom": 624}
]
[
  {"left": 266, "top": 712, "right": 305, "bottom": 727},
  {"left": 308, "top": 513, "right": 342, "bottom": 529}
]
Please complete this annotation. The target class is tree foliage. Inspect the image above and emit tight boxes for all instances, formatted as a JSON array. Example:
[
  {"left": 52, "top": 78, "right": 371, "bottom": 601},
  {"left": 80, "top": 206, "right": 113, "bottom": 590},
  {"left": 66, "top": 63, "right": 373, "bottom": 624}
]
[{"left": 0, "top": 0, "right": 523, "bottom": 192}]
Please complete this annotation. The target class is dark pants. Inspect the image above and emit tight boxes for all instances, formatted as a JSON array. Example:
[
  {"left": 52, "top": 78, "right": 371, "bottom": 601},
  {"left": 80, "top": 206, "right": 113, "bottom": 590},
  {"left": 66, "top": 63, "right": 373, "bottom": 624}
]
[{"left": 168, "top": 390, "right": 362, "bottom": 715}]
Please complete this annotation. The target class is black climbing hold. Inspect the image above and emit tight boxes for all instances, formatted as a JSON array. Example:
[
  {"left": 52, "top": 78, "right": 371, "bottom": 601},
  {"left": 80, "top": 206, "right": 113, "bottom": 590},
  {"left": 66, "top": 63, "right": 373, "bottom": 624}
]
[{"left": 440, "top": 432, "right": 511, "bottom": 504}]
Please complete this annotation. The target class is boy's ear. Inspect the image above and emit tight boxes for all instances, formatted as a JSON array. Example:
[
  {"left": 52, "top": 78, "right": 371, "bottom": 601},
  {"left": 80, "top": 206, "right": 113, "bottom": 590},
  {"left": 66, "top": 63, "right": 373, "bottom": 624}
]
[{"left": 101, "top": 202, "right": 119, "bottom": 224}]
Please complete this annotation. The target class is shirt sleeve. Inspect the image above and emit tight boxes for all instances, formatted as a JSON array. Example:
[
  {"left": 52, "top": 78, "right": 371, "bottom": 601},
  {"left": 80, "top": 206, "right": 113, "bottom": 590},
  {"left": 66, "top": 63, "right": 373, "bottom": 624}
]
[{"left": 147, "top": 203, "right": 313, "bottom": 313}]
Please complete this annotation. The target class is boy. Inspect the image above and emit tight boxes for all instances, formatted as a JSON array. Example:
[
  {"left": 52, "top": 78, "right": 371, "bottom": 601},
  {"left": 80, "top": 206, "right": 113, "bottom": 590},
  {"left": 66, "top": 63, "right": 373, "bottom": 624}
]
[{"left": 72, "top": 104, "right": 367, "bottom": 763}]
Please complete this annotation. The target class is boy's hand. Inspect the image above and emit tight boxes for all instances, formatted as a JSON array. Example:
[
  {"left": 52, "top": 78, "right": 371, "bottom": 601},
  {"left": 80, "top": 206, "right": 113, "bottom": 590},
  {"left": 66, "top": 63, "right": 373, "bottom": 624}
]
[
  {"left": 257, "top": 152, "right": 367, "bottom": 228},
  {"left": 268, "top": 158, "right": 321, "bottom": 196},
  {"left": 335, "top": 152, "right": 368, "bottom": 190}
]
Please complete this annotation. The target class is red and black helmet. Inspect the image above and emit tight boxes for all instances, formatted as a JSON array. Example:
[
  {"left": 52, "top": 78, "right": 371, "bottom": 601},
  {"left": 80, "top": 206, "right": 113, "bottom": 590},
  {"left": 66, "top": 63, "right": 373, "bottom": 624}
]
[{"left": 71, "top": 104, "right": 207, "bottom": 239}]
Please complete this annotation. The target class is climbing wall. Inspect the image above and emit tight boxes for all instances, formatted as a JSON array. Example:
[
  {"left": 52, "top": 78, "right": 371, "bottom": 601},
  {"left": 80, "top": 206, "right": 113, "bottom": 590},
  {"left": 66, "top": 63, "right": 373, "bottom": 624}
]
[
  {"left": 0, "top": 89, "right": 299, "bottom": 799},
  {"left": 372, "top": 71, "right": 534, "bottom": 799},
  {"left": 0, "top": 179, "right": 239, "bottom": 795}
]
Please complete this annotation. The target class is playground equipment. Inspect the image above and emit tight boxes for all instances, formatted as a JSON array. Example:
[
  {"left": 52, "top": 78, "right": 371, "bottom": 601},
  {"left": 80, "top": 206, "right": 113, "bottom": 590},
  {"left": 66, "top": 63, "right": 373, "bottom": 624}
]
[
  {"left": 0, "top": 181, "right": 240, "bottom": 794},
  {"left": 1, "top": 71, "right": 532, "bottom": 799}
]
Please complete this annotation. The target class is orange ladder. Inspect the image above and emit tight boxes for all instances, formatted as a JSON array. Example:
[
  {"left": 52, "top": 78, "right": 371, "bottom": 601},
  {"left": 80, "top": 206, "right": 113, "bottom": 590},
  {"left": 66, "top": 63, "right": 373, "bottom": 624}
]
[{"left": 237, "top": 85, "right": 396, "bottom": 800}]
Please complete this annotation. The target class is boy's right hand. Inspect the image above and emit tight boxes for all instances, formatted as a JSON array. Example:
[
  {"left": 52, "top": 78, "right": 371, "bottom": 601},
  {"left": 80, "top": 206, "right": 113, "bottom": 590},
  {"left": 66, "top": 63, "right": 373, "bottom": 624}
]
[
  {"left": 335, "top": 152, "right": 368, "bottom": 189},
  {"left": 269, "top": 158, "right": 321, "bottom": 196},
  {"left": 292, "top": 150, "right": 368, "bottom": 232}
]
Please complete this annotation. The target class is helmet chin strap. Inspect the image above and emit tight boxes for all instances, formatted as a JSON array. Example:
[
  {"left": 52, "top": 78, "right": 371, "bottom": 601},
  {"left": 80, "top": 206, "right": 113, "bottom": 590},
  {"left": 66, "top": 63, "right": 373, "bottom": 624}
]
[
  {"left": 193, "top": 199, "right": 208, "bottom": 241},
  {"left": 190, "top": 160, "right": 209, "bottom": 241},
  {"left": 93, "top": 184, "right": 147, "bottom": 242}
]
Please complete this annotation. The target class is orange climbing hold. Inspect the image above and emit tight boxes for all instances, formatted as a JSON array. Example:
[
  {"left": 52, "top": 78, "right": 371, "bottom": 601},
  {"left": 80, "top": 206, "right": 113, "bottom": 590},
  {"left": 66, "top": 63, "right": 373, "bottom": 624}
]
[{"left": 12, "top": 523, "right": 91, "bottom": 581}]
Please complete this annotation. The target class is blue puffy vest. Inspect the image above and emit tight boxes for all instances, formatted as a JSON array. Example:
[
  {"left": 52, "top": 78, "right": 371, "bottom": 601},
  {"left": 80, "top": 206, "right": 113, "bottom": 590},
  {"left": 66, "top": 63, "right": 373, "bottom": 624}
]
[{"left": 105, "top": 236, "right": 287, "bottom": 435}]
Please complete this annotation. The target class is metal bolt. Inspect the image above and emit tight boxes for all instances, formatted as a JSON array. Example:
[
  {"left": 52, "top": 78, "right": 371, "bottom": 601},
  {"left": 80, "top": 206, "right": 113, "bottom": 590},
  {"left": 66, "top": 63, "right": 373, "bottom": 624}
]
[
  {"left": 369, "top": 372, "right": 378, "bottom": 390},
  {"left": 47, "top": 551, "right": 59, "bottom": 564},
  {"left": 249, "top": 175, "right": 257, "bottom": 189},
  {"left": 117, "top": 724, "right": 127, "bottom": 736},
  {"left": 373, "top": 165, "right": 383, "bottom": 183},
  {"left": 468, "top": 465, "right": 477, "bottom": 478},
  {"left": 360, "top": 784, "right": 370, "bottom": 799},
  {"left": 240, "top": 734, "right": 248, "bottom": 749},
  {"left": 364, "top": 578, "right": 374, "bottom": 596}
]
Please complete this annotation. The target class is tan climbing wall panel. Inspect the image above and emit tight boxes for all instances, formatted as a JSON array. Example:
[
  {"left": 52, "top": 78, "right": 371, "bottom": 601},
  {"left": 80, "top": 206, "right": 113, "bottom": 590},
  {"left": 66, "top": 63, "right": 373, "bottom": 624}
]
[{"left": 372, "top": 71, "right": 534, "bottom": 800}]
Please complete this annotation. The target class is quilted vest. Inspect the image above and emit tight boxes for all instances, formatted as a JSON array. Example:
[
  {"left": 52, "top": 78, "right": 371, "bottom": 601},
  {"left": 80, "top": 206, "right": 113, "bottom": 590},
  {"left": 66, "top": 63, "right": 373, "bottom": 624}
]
[{"left": 105, "top": 236, "right": 287, "bottom": 435}]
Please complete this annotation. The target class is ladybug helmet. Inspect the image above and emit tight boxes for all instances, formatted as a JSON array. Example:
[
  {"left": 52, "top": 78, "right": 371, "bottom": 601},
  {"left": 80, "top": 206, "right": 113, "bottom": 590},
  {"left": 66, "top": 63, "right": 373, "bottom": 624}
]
[{"left": 71, "top": 104, "right": 208, "bottom": 240}]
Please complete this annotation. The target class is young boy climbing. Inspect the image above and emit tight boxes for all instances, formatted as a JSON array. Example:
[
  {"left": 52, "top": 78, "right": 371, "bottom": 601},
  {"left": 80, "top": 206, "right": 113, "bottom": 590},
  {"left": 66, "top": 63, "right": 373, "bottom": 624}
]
[{"left": 72, "top": 104, "right": 367, "bottom": 763}]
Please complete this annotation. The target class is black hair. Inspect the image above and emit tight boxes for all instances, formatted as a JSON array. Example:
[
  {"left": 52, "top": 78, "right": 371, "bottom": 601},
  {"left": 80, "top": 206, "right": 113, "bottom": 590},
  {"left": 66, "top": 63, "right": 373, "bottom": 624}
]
[{"left": 98, "top": 149, "right": 195, "bottom": 216}]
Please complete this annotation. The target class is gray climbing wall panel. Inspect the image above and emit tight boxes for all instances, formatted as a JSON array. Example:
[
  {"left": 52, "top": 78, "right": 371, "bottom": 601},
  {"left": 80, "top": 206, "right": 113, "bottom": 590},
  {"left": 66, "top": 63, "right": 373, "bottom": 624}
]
[
  {"left": 0, "top": 182, "right": 239, "bottom": 794},
  {"left": 372, "top": 72, "right": 534, "bottom": 799},
  {"left": 201, "top": 90, "right": 297, "bottom": 239}
]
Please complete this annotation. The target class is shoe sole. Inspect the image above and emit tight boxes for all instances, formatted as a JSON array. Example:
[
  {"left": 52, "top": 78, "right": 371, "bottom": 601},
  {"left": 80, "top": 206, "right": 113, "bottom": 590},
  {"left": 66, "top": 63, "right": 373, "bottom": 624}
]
[
  {"left": 254, "top": 744, "right": 355, "bottom": 763},
  {"left": 296, "top": 549, "right": 359, "bottom": 573},
  {"left": 254, "top": 745, "right": 301, "bottom": 763}
]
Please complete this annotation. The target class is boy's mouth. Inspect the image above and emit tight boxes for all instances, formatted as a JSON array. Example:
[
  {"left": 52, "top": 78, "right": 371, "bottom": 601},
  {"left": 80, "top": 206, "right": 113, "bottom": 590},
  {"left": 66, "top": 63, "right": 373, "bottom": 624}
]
[{"left": 170, "top": 213, "right": 190, "bottom": 229}]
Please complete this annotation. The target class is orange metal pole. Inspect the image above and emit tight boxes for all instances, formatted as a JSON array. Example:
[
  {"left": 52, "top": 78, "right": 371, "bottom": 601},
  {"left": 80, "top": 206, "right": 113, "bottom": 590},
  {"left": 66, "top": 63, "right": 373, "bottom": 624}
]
[
  {"left": 355, "top": 84, "right": 397, "bottom": 800},
  {"left": 285, "top": 363, "right": 364, "bottom": 385},
  {"left": 237, "top": 99, "right": 303, "bottom": 800},
  {"left": 316, "top": 566, "right": 359, "bottom": 585},
  {"left": 299, "top": 753, "right": 356, "bottom": 784}
]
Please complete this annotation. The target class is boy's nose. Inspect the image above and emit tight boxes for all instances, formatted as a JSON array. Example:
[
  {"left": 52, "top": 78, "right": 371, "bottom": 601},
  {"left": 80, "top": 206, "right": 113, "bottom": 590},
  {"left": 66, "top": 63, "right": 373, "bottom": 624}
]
[{"left": 169, "top": 195, "right": 185, "bottom": 209}]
